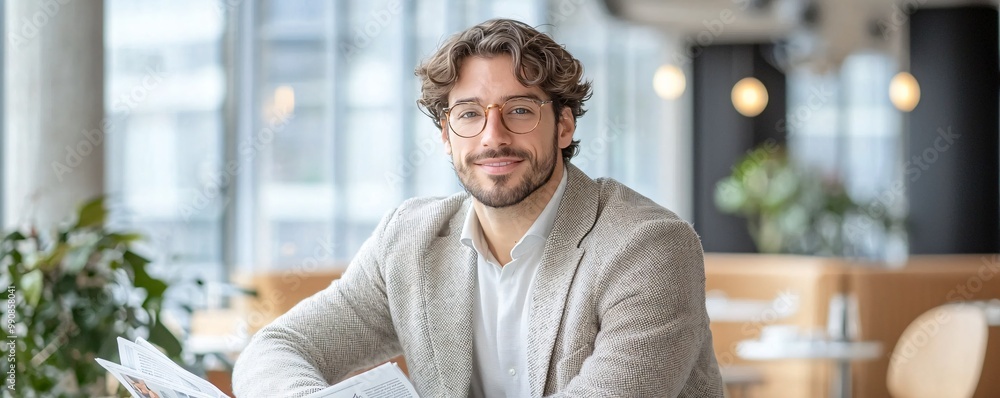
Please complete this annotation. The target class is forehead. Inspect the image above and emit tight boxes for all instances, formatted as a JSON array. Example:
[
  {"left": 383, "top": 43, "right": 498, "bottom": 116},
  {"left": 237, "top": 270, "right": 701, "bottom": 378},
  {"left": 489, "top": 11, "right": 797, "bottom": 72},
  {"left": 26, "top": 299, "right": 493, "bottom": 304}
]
[{"left": 448, "top": 54, "right": 546, "bottom": 104}]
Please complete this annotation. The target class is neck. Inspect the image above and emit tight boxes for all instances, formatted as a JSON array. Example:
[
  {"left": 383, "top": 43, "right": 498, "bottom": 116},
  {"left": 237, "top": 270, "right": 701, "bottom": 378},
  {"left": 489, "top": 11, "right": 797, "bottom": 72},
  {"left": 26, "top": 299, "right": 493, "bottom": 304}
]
[{"left": 474, "top": 163, "right": 565, "bottom": 266}]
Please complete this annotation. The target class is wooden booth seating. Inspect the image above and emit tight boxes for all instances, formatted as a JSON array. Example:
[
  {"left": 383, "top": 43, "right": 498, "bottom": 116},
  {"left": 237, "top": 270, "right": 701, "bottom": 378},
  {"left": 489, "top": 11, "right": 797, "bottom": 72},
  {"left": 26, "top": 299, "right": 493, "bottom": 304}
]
[
  {"left": 705, "top": 254, "right": 850, "bottom": 398},
  {"left": 233, "top": 268, "right": 409, "bottom": 376},
  {"left": 849, "top": 255, "right": 1000, "bottom": 398},
  {"left": 705, "top": 254, "right": 1000, "bottom": 398}
]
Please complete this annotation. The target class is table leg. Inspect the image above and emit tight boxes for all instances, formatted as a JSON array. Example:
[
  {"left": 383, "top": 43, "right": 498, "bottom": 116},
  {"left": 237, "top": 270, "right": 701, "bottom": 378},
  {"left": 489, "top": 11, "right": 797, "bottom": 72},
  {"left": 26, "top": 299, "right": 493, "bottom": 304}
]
[{"left": 830, "top": 360, "right": 851, "bottom": 398}]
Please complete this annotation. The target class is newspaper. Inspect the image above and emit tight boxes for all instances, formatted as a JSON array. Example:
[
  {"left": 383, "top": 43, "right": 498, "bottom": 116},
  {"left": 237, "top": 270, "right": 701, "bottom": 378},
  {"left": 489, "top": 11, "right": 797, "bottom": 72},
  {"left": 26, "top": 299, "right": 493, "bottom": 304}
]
[
  {"left": 98, "top": 337, "right": 419, "bottom": 398},
  {"left": 303, "top": 363, "right": 418, "bottom": 398},
  {"left": 96, "top": 359, "right": 218, "bottom": 398}
]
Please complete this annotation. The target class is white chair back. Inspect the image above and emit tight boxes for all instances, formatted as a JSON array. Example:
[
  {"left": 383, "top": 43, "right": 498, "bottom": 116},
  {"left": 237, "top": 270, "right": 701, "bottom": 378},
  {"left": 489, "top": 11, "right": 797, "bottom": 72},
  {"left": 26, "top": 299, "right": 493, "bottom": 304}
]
[{"left": 887, "top": 304, "right": 988, "bottom": 398}]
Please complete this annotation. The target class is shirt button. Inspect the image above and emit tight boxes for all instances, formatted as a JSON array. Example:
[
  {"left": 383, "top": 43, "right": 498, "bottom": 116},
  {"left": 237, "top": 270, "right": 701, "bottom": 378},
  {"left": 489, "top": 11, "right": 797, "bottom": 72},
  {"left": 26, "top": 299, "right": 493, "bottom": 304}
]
[{"left": 509, "top": 368, "right": 517, "bottom": 376}]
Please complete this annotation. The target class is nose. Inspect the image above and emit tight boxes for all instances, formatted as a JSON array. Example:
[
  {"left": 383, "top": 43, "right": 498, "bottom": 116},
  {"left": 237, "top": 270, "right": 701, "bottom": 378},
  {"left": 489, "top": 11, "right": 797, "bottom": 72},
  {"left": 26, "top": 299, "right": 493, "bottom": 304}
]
[{"left": 478, "top": 106, "right": 512, "bottom": 147}]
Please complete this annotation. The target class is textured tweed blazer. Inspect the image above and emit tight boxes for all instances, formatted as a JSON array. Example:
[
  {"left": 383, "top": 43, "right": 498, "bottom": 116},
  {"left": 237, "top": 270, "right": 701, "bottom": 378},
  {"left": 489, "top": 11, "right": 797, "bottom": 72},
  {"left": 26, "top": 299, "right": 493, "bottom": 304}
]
[{"left": 232, "top": 164, "right": 724, "bottom": 397}]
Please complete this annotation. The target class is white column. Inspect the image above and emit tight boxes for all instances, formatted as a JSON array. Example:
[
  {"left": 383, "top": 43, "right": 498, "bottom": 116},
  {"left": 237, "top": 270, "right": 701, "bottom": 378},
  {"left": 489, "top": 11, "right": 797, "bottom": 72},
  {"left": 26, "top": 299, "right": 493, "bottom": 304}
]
[{"left": 4, "top": 0, "right": 104, "bottom": 230}]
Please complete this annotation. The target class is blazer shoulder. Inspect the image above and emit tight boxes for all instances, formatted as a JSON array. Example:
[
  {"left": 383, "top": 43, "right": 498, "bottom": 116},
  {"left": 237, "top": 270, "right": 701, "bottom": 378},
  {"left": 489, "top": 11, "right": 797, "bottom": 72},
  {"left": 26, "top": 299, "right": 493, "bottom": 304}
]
[
  {"left": 582, "top": 177, "right": 703, "bottom": 256},
  {"left": 384, "top": 191, "right": 469, "bottom": 237},
  {"left": 593, "top": 177, "right": 694, "bottom": 228}
]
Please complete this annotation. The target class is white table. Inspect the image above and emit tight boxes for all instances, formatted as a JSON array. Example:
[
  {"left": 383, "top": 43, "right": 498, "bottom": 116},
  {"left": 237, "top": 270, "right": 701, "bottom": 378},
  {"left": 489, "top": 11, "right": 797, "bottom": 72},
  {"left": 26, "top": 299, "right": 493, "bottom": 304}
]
[
  {"left": 737, "top": 339, "right": 882, "bottom": 398},
  {"left": 705, "top": 290, "right": 800, "bottom": 323},
  {"left": 973, "top": 299, "right": 1000, "bottom": 326},
  {"left": 186, "top": 334, "right": 248, "bottom": 356},
  {"left": 186, "top": 334, "right": 248, "bottom": 371},
  {"left": 718, "top": 365, "right": 765, "bottom": 397}
]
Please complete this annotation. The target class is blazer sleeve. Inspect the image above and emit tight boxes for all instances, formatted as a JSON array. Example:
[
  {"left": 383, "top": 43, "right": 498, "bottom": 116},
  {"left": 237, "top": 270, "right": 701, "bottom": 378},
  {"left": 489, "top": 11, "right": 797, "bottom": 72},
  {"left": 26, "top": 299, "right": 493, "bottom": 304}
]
[
  {"left": 232, "top": 209, "right": 401, "bottom": 397},
  {"left": 549, "top": 219, "right": 723, "bottom": 398}
]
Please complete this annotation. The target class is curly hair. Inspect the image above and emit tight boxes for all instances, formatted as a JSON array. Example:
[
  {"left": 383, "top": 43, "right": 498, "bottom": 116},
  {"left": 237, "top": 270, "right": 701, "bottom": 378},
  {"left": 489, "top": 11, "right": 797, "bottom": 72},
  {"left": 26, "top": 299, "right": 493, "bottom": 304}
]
[{"left": 415, "top": 18, "right": 593, "bottom": 163}]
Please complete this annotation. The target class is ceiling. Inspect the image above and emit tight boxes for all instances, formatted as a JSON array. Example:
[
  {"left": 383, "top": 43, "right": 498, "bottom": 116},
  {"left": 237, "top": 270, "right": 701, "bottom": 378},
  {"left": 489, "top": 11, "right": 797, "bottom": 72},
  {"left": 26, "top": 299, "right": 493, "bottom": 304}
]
[{"left": 603, "top": 0, "right": 996, "bottom": 70}]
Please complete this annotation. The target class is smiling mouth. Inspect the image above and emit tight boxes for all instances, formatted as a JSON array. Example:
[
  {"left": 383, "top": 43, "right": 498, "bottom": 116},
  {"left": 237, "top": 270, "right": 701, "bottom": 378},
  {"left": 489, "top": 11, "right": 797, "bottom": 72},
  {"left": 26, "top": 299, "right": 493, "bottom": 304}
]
[
  {"left": 474, "top": 159, "right": 523, "bottom": 175},
  {"left": 482, "top": 161, "right": 517, "bottom": 167}
]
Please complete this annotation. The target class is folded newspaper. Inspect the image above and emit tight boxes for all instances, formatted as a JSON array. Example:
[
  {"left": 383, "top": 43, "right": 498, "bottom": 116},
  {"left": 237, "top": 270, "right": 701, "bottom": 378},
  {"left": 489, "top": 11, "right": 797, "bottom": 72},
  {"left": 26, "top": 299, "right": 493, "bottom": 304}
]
[{"left": 97, "top": 337, "right": 419, "bottom": 398}]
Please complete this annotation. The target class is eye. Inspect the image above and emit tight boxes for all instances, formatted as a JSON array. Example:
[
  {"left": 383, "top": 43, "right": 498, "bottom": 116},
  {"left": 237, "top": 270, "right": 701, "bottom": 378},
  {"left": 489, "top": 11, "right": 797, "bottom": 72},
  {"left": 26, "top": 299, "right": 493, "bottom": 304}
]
[
  {"left": 459, "top": 110, "right": 481, "bottom": 119},
  {"left": 508, "top": 107, "right": 534, "bottom": 115},
  {"left": 451, "top": 104, "right": 483, "bottom": 119}
]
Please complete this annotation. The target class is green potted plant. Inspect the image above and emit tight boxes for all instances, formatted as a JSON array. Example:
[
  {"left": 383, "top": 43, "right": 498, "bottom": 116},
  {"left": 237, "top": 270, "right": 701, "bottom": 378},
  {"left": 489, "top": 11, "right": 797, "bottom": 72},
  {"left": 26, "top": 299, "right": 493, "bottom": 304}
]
[
  {"left": 1, "top": 197, "right": 184, "bottom": 397},
  {"left": 713, "top": 144, "right": 863, "bottom": 255}
]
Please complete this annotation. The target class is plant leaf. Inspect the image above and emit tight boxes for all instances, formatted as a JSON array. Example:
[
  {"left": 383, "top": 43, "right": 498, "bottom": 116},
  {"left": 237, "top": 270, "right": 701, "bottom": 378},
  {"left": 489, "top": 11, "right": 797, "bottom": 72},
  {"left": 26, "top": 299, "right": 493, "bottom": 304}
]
[
  {"left": 96, "top": 332, "right": 121, "bottom": 364},
  {"left": 2, "top": 231, "right": 25, "bottom": 242},
  {"left": 106, "top": 232, "right": 143, "bottom": 243},
  {"left": 75, "top": 196, "right": 108, "bottom": 229},
  {"left": 122, "top": 250, "right": 150, "bottom": 267},
  {"left": 714, "top": 177, "right": 747, "bottom": 214},
  {"left": 147, "top": 320, "right": 183, "bottom": 358},
  {"left": 20, "top": 269, "right": 43, "bottom": 307},
  {"left": 63, "top": 243, "right": 95, "bottom": 274},
  {"left": 124, "top": 251, "right": 167, "bottom": 298},
  {"left": 10, "top": 250, "right": 23, "bottom": 266},
  {"left": 41, "top": 243, "right": 70, "bottom": 272}
]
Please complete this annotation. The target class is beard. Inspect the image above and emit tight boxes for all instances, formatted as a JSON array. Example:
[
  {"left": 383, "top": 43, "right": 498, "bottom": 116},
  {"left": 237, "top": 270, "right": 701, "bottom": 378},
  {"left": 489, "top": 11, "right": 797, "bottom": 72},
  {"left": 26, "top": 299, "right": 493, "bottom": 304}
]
[{"left": 453, "top": 135, "right": 559, "bottom": 208}]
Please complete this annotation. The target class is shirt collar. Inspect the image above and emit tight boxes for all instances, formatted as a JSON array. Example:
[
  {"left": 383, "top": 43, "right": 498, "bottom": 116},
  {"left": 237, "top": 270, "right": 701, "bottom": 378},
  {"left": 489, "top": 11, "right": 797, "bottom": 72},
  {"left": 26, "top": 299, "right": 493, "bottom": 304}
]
[{"left": 460, "top": 166, "right": 569, "bottom": 259}]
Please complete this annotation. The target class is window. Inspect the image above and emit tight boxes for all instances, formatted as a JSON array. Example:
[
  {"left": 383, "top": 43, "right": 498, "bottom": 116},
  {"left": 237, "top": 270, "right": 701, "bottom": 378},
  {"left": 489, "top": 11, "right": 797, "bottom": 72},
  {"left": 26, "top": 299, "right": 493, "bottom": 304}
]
[
  {"left": 786, "top": 52, "right": 904, "bottom": 260},
  {"left": 107, "top": 0, "right": 686, "bottom": 279},
  {"left": 0, "top": 1, "right": 5, "bottom": 230},
  {"left": 106, "top": 0, "right": 227, "bottom": 283}
]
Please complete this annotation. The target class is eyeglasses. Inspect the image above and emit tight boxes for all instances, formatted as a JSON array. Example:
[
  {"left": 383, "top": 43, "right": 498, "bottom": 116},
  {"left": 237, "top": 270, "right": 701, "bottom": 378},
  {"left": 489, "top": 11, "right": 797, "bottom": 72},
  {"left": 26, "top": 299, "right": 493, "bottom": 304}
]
[{"left": 443, "top": 97, "right": 553, "bottom": 138}]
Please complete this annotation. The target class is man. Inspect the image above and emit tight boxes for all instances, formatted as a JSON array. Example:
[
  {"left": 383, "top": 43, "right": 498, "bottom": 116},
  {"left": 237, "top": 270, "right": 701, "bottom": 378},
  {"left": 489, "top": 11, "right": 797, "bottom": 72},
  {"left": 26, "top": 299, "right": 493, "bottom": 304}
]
[{"left": 233, "top": 19, "right": 723, "bottom": 397}]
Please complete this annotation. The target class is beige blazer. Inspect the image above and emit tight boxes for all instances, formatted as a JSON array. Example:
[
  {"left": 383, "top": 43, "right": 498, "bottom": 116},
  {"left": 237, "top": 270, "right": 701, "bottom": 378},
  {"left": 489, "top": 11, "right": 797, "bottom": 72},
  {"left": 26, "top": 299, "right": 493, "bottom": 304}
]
[{"left": 233, "top": 164, "right": 723, "bottom": 397}]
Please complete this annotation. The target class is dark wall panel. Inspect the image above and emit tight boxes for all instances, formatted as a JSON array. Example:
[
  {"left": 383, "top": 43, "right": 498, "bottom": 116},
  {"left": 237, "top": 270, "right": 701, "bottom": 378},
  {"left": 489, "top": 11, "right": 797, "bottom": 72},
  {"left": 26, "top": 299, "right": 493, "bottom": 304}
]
[
  {"left": 908, "top": 6, "right": 1000, "bottom": 254},
  {"left": 692, "top": 44, "right": 787, "bottom": 252}
]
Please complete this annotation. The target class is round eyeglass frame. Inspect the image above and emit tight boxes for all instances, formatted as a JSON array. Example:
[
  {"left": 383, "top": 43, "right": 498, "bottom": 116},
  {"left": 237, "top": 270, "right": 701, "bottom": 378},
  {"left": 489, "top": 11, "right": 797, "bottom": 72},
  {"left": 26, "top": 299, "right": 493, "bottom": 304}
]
[{"left": 442, "top": 97, "right": 554, "bottom": 138}]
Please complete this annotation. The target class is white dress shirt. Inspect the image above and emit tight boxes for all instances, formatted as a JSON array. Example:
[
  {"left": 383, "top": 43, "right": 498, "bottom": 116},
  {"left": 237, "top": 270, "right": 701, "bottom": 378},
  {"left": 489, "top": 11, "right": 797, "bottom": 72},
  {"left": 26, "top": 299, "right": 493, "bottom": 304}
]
[{"left": 460, "top": 167, "right": 568, "bottom": 398}]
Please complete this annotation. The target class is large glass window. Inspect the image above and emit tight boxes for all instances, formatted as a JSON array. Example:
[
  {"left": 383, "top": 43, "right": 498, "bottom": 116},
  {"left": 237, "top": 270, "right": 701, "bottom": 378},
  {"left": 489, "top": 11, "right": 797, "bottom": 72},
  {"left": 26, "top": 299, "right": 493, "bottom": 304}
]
[
  {"left": 785, "top": 52, "right": 903, "bottom": 259},
  {"left": 0, "top": 0, "right": 4, "bottom": 230},
  {"left": 105, "top": 0, "right": 227, "bottom": 283},
  {"left": 787, "top": 53, "right": 900, "bottom": 201},
  {"left": 107, "top": 0, "right": 685, "bottom": 278},
  {"left": 235, "top": 0, "right": 679, "bottom": 272}
]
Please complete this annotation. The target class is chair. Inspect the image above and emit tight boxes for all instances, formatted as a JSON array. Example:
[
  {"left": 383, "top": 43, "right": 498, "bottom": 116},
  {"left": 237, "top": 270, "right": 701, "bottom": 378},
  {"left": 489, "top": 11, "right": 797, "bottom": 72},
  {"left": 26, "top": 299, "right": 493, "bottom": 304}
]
[{"left": 886, "top": 304, "right": 988, "bottom": 398}]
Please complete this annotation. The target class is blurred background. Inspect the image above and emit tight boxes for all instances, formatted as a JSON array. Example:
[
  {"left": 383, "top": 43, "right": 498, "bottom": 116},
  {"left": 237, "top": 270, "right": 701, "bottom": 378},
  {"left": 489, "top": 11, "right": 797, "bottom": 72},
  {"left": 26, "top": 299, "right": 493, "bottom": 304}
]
[{"left": 1, "top": 0, "right": 998, "bottom": 397}]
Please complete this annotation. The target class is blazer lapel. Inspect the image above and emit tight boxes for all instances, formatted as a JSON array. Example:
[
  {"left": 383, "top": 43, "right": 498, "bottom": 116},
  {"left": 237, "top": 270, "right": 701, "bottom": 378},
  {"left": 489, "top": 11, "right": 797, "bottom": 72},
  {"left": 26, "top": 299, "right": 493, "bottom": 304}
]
[
  {"left": 527, "top": 164, "right": 600, "bottom": 397},
  {"left": 420, "top": 204, "right": 477, "bottom": 397}
]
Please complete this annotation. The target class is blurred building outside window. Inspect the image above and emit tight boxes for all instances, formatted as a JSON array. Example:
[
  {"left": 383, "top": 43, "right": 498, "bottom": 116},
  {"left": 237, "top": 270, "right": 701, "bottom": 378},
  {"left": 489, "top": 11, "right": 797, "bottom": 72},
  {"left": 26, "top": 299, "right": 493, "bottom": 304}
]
[
  {"left": 105, "top": 0, "right": 227, "bottom": 297},
  {"left": 232, "top": 0, "right": 681, "bottom": 272},
  {"left": 785, "top": 52, "right": 907, "bottom": 262},
  {"left": 105, "top": 0, "right": 683, "bottom": 292}
]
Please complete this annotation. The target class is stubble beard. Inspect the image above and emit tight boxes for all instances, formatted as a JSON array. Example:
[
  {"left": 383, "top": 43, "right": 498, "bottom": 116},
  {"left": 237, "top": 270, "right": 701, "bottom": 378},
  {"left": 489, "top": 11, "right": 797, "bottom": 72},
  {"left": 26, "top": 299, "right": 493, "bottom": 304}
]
[{"left": 454, "top": 134, "right": 559, "bottom": 209}]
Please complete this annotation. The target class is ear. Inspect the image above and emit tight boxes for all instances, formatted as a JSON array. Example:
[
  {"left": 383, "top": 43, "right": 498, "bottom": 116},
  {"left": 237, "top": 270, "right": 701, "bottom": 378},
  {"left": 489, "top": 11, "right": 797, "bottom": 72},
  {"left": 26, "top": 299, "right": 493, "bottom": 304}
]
[
  {"left": 441, "top": 121, "right": 452, "bottom": 155},
  {"left": 556, "top": 106, "right": 575, "bottom": 150}
]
